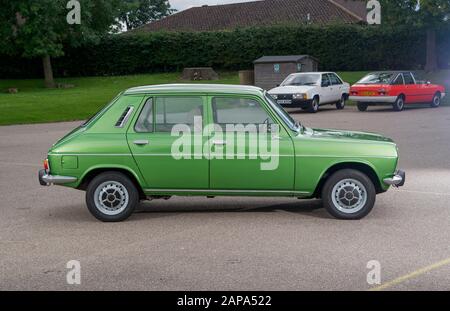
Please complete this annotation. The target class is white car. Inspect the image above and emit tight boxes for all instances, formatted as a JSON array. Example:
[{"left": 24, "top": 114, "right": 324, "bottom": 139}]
[{"left": 268, "top": 72, "right": 350, "bottom": 113}]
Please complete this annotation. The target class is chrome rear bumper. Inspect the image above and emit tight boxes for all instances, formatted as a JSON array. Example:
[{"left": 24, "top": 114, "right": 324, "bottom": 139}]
[
  {"left": 39, "top": 169, "right": 77, "bottom": 186},
  {"left": 383, "top": 170, "right": 406, "bottom": 187},
  {"left": 349, "top": 95, "right": 397, "bottom": 103}
]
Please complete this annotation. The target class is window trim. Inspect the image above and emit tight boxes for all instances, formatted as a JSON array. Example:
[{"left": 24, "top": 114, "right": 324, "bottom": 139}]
[
  {"left": 134, "top": 97, "right": 154, "bottom": 133},
  {"left": 153, "top": 95, "right": 205, "bottom": 133},
  {"left": 392, "top": 73, "right": 405, "bottom": 85},
  {"left": 211, "top": 96, "right": 275, "bottom": 129},
  {"left": 402, "top": 72, "right": 416, "bottom": 85},
  {"left": 322, "top": 74, "right": 331, "bottom": 87}
]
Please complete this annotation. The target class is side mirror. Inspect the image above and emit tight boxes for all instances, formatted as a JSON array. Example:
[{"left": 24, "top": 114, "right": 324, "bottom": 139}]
[
  {"left": 276, "top": 84, "right": 280, "bottom": 87},
  {"left": 322, "top": 82, "right": 329, "bottom": 87}
]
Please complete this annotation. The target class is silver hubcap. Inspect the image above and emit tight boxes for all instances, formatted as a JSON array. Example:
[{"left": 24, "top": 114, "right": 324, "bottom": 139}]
[
  {"left": 397, "top": 99, "right": 404, "bottom": 109},
  {"left": 331, "top": 178, "right": 367, "bottom": 214},
  {"left": 94, "top": 181, "right": 129, "bottom": 215},
  {"left": 434, "top": 96, "right": 440, "bottom": 106},
  {"left": 313, "top": 99, "right": 318, "bottom": 110}
]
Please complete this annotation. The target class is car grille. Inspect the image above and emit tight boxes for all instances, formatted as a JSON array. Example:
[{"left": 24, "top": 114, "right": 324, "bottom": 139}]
[{"left": 275, "top": 94, "right": 293, "bottom": 100}]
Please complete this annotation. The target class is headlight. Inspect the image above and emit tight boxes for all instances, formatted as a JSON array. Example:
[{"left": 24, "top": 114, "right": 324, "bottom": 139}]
[
  {"left": 270, "top": 94, "right": 278, "bottom": 100},
  {"left": 293, "top": 93, "right": 307, "bottom": 100}
]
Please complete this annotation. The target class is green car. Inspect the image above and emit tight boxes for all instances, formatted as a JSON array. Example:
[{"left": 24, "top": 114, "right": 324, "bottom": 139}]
[{"left": 38, "top": 84, "right": 405, "bottom": 222}]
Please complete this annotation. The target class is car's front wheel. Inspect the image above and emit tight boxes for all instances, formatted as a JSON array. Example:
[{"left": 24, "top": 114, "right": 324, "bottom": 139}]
[
  {"left": 322, "top": 169, "right": 376, "bottom": 220},
  {"left": 336, "top": 95, "right": 346, "bottom": 110},
  {"left": 357, "top": 102, "right": 368, "bottom": 111},
  {"left": 430, "top": 92, "right": 441, "bottom": 108},
  {"left": 309, "top": 96, "right": 319, "bottom": 113},
  {"left": 86, "top": 172, "right": 139, "bottom": 222}
]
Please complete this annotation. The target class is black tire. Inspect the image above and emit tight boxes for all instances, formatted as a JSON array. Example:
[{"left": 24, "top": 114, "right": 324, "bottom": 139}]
[
  {"left": 308, "top": 96, "right": 319, "bottom": 113},
  {"left": 86, "top": 172, "right": 139, "bottom": 222},
  {"left": 321, "top": 169, "right": 376, "bottom": 220},
  {"left": 336, "top": 95, "right": 346, "bottom": 110},
  {"left": 430, "top": 92, "right": 441, "bottom": 108},
  {"left": 392, "top": 95, "right": 405, "bottom": 111},
  {"left": 357, "top": 102, "right": 368, "bottom": 111}
]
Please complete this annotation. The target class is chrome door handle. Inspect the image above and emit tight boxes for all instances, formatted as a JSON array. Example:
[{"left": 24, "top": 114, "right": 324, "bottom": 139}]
[
  {"left": 213, "top": 140, "right": 227, "bottom": 146},
  {"left": 133, "top": 140, "right": 149, "bottom": 146}
]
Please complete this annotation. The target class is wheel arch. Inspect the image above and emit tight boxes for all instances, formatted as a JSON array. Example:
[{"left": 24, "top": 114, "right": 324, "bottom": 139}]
[
  {"left": 77, "top": 166, "right": 146, "bottom": 199},
  {"left": 313, "top": 161, "right": 383, "bottom": 198}
]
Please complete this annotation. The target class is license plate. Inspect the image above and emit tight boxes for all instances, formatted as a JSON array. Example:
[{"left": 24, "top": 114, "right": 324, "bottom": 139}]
[
  {"left": 361, "top": 91, "right": 377, "bottom": 96},
  {"left": 277, "top": 100, "right": 292, "bottom": 104}
]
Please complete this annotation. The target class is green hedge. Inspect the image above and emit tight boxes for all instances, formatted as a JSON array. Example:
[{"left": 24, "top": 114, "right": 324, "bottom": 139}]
[{"left": 1, "top": 24, "right": 449, "bottom": 78}]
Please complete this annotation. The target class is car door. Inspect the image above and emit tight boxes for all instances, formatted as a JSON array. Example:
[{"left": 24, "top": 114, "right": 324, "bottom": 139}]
[
  {"left": 208, "top": 95, "right": 295, "bottom": 191},
  {"left": 320, "top": 74, "right": 333, "bottom": 103},
  {"left": 328, "top": 73, "right": 344, "bottom": 101},
  {"left": 127, "top": 95, "right": 209, "bottom": 189},
  {"left": 390, "top": 73, "right": 405, "bottom": 98},
  {"left": 402, "top": 72, "right": 420, "bottom": 103},
  {"left": 403, "top": 72, "right": 434, "bottom": 103}
]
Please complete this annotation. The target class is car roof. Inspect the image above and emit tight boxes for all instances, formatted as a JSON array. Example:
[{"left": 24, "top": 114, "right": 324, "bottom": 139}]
[
  {"left": 289, "top": 72, "right": 333, "bottom": 75},
  {"left": 368, "top": 71, "right": 412, "bottom": 74},
  {"left": 124, "top": 84, "right": 265, "bottom": 96}
]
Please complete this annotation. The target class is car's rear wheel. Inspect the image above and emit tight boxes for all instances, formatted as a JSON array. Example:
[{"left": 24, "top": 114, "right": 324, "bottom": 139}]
[
  {"left": 357, "top": 102, "right": 368, "bottom": 111},
  {"left": 309, "top": 96, "right": 319, "bottom": 113},
  {"left": 430, "top": 92, "right": 441, "bottom": 108},
  {"left": 336, "top": 95, "right": 346, "bottom": 110},
  {"left": 393, "top": 96, "right": 405, "bottom": 111},
  {"left": 322, "top": 169, "right": 376, "bottom": 220},
  {"left": 86, "top": 172, "right": 139, "bottom": 222}
]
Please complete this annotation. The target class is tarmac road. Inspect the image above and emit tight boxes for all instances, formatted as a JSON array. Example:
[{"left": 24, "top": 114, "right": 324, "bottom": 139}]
[{"left": 0, "top": 104, "right": 449, "bottom": 290}]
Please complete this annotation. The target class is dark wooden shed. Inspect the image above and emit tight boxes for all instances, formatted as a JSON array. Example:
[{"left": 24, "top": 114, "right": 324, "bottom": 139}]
[{"left": 253, "top": 55, "right": 319, "bottom": 90}]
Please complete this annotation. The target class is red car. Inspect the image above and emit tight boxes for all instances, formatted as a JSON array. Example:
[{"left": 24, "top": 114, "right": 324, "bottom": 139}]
[{"left": 349, "top": 71, "right": 446, "bottom": 111}]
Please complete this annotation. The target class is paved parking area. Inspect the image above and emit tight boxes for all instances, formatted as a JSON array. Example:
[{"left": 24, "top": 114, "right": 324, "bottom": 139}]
[{"left": 0, "top": 105, "right": 449, "bottom": 290}]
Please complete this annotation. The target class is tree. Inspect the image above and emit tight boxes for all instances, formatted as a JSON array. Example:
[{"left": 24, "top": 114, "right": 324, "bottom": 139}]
[
  {"left": 119, "top": 0, "right": 175, "bottom": 31},
  {"left": 0, "top": 0, "right": 122, "bottom": 88},
  {"left": 380, "top": 0, "right": 450, "bottom": 71}
]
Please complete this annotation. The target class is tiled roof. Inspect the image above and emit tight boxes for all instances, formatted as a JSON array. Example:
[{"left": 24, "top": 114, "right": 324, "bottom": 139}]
[{"left": 133, "top": 0, "right": 366, "bottom": 33}]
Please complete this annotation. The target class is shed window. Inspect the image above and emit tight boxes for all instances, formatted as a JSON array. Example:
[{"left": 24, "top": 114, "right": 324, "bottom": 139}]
[{"left": 273, "top": 64, "right": 280, "bottom": 73}]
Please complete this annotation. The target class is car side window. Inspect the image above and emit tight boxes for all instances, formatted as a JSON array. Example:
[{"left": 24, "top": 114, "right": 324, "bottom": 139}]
[
  {"left": 154, "top": 97, "right": 203, "bottom": 132},
  {"left": 329, "top": 73, "right": 342, "bottom": 85},
  {"left": 212, "top": 97, "right": 274, "bottom": 131},
  {"left": 403, "top": 72, "right": 415, "bottom": 85},
  {"left": 322, "top": 74, "right": 331, "bottom": 87},
  {"left": 134, "top": 98, "right": 154, "bottom": 132},
  {"left": 392, "top": 74, "right": 404, "bottom": 85}
]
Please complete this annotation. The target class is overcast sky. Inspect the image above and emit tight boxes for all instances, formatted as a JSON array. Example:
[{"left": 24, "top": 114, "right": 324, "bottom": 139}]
[{"left": 170, "top": 0, "right": 259, "bottom": 12}]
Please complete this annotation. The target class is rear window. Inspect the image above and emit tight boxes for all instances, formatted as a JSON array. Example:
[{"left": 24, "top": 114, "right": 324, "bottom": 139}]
[{"left": 357, "top": 73, "right": 395, "bottom": 84}]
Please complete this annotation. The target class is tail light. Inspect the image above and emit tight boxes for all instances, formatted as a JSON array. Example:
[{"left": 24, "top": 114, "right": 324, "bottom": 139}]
[{"left": 43, "top": 159, "right": 49, "bottom": 171}]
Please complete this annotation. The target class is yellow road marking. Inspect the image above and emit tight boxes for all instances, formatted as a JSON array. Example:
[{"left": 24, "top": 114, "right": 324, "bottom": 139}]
[{"left": 369, "top": 257, "right": 450, "bottom": 291}]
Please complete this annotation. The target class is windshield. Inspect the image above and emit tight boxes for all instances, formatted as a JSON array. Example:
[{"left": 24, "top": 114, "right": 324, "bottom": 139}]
[
  {"left": 356, "top": 73, "right": 395, "bottom": 84},
  {"left": 264, "top": 92, "right": 300, "bottom": 133},
  {"left": 281, "top": 74, "right": 320, "bottom": 86}
]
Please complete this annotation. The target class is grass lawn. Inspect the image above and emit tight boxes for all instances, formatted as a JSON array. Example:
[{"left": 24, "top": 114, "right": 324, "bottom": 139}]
[
  {"left": 1, "top": 70, "right": 448, "bottom": 125},
  {"left": 0, "top": 72, "right": 239, "bottom": 125}
]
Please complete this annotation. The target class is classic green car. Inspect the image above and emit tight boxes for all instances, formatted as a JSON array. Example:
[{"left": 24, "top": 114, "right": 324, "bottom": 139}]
[{"left": 39, "top": 84, "right": 405, "bottom": 222}]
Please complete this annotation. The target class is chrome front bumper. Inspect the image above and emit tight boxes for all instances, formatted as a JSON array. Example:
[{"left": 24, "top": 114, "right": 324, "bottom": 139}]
[
  {"left": 39, "top": 169, "right": 77, "bottom": 186},
  {"left": 383, "top": 170, "right": 406, "bottom": 187}
]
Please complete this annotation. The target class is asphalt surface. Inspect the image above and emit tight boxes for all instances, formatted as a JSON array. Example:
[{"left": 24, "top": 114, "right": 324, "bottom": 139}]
[{"left": 0, "top": 104, "right": 449, "bottom": 291}]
